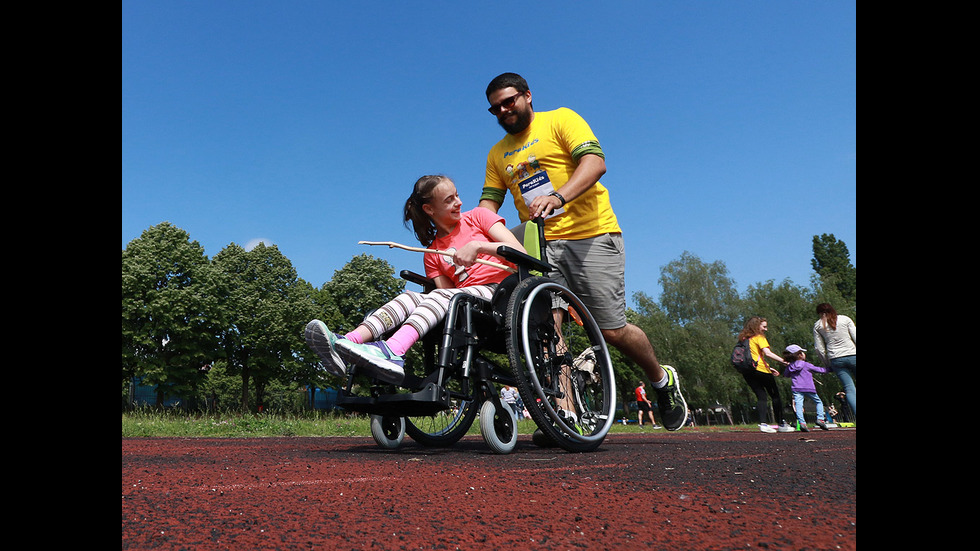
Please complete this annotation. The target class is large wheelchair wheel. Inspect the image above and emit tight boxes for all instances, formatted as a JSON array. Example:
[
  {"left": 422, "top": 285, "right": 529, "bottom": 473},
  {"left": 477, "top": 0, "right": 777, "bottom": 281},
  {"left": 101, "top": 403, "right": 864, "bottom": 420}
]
[
  {"left": 506, "top": 276, "right": 616, "bottom": 452},
  {"left": 405, "top": 399, "right": 478, "bottom": 447}
]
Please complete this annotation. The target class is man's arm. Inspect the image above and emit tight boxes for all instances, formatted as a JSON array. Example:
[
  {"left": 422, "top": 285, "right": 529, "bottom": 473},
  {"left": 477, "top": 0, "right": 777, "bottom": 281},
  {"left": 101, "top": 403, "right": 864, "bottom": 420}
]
[{"left": 478, "top": 198, "right": 501, "bottom": 212}]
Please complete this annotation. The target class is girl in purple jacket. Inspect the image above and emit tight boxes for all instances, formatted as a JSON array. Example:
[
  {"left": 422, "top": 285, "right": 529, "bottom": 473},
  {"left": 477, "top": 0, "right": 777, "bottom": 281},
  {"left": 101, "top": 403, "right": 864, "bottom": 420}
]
[{"left": 781, "top": 345, "right": 830, "bottom": 431}]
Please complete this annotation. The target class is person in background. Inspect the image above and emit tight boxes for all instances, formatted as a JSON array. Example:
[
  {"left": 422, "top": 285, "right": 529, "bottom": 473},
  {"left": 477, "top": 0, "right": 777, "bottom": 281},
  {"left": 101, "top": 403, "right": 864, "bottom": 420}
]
[
  {"left": 500, "top": 385, "right": 519, "bottom": 418},
  {"left": 781, "top": 344, "right": 829, "bottom": 432},
  {"left": 813, "top": 303, "right": 856, "bottom": 420},
  {"left": 736, "top": 316, "right": 793, "bottom": 433},
  {"left": 634, "top": 381, "right": 661, "bottom": 428}
]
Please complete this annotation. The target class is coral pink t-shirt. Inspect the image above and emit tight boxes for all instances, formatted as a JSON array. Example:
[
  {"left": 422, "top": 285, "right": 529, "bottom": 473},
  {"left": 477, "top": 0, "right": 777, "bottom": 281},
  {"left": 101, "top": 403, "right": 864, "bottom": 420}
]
[{"left": 424, "top": 207, "right": 515, "bottom": 288}]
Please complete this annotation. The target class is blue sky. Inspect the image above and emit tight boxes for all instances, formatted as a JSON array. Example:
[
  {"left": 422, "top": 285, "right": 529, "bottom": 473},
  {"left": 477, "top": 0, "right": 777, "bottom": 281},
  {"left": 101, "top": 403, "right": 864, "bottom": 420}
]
[{"left": 122, "top": 1, "right": 856, "bottom": 304}]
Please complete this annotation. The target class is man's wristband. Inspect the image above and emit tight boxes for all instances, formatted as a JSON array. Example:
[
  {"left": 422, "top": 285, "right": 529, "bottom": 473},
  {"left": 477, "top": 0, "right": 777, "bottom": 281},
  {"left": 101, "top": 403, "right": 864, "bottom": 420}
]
[{"left": 548, "top": 191, "right": 567, "bottom": 206}]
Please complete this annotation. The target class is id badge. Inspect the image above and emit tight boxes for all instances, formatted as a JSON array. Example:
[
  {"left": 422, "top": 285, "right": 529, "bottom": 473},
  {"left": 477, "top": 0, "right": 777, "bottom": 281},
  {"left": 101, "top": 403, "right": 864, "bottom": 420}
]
[{"left": 519, "top": 171, "right": 565, "bottom": 219}]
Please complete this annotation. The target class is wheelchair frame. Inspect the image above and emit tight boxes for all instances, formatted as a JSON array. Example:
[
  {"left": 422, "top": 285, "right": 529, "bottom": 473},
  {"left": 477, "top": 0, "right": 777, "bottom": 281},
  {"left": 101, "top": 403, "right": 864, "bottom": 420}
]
[{"left": 335, "top": 221, "right": 617, "bottom": 453}]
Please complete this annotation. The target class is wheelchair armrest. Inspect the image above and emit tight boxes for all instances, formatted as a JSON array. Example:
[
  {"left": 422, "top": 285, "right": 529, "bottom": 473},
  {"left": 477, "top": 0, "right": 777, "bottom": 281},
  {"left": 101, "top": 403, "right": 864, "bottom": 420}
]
[
  {"left": 496, "top": 245, "right": 553, "bottom": 274},
  {"left": 400, "top": 270, "right": 436, "bottom": 292}
]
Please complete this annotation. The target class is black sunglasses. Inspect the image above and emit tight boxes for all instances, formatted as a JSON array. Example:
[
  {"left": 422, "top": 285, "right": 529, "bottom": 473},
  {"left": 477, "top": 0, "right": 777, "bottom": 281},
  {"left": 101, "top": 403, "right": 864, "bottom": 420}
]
[{"left": 488, "top": 92, "right": 524, "bottom": 115}]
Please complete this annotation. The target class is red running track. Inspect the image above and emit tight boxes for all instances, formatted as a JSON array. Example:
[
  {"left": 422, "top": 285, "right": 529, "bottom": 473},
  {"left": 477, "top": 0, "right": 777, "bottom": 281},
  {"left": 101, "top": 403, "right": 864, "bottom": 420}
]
[{"left": 122, "top": 429, "right": 855, "bottom": 550}]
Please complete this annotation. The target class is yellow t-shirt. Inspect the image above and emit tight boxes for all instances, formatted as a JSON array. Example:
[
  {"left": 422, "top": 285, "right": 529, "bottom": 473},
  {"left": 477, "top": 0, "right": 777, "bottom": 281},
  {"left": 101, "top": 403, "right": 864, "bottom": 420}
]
[
  {"left": 483, "top": 108, "right": 621, "bottom": 241},
  {"left": 749, "top": 335, "right": 771, "bottom": 373}
]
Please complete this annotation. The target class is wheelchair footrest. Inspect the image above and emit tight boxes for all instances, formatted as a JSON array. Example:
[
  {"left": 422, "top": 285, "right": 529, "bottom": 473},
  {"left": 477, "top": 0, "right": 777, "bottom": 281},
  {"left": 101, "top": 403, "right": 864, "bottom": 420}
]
[{"left": 336, "top": 383, "right": 453, "bottom": 417}]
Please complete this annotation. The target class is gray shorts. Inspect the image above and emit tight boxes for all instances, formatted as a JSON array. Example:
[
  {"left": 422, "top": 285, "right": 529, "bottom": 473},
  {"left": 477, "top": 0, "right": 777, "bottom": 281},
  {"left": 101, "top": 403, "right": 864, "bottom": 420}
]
[{"left": 545, "top": 232, "right": 627, "bottom": 330}]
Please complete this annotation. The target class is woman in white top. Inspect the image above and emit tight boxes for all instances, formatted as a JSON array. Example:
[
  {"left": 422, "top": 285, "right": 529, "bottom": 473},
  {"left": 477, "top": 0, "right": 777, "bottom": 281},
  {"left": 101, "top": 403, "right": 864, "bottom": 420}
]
[{"left": 813, "top": 303, "right": 856, "bottom": 420}]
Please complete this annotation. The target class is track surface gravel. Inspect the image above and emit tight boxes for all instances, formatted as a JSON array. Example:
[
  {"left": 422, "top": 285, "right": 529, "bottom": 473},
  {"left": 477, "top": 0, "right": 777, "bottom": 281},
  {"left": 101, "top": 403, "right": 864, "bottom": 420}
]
[{"left": 122, "top": 429, "right": 856, "bottom": 550}]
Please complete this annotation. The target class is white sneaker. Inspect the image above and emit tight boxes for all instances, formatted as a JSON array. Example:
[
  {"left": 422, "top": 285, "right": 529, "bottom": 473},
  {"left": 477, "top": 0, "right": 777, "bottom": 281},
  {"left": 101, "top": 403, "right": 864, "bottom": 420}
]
[
  {"left": 304, "top": 320, "right": 346, "bottom": 377},
  {"left": 759, "top": 424, "right": 777, "bottom": 433},
  {"left": 777, "top": 423, "right": 795, "bottom": 433},
  {"left": 335, "top": 340, "right": 405, "bottom": 385}
]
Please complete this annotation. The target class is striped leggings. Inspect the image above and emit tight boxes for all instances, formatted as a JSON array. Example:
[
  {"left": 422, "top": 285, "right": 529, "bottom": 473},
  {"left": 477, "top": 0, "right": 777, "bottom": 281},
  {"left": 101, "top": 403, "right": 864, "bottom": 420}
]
[{"left": 359, "top": 284, "right": 497, "bottom": 340}]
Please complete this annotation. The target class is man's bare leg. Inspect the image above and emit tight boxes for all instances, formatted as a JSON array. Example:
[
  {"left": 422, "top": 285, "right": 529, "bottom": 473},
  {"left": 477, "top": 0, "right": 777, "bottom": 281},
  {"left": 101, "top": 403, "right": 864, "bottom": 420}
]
[{"left": 601, "top": 323, "right": 664, "bottom": 381}]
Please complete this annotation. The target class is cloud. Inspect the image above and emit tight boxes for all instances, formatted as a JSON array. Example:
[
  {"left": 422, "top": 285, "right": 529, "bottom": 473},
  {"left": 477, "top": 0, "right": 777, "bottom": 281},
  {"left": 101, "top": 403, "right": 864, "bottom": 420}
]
[{"left": 244, "top": 238, "right": 274, "bottom": 251}]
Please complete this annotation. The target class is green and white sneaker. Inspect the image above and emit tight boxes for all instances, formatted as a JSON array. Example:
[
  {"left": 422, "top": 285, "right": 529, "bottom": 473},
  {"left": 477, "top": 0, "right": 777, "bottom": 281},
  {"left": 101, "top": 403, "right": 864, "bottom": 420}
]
[
  {"left": 335, "top": 340, "right": 405, "bottom": 385},
  {"left": 304, "top": 320, "right": 346, "bottom": 377},
  {"left": 655, "top": 365, "right": 688, "bottom": 431}
]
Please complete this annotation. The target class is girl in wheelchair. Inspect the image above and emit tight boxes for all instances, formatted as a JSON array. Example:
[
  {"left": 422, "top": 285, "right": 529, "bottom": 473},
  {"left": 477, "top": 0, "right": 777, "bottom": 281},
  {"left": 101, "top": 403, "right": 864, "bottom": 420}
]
[{"left": 305, "top": 174, "right": 526, "bottom": 385}]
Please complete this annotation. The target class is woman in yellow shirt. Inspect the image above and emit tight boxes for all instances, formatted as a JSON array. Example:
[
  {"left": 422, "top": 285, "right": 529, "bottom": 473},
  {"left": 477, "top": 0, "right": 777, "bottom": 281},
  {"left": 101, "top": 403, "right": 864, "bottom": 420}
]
[{"left": 736, "top": 316, "right": 793, "bottom": 433}]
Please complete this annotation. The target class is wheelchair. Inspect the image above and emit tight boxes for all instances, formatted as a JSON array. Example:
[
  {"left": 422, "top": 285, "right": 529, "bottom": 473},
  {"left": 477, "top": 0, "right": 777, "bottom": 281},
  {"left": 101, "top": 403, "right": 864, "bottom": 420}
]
[{"left": 334, "top": 219, "right": 617, "bottom": 453}]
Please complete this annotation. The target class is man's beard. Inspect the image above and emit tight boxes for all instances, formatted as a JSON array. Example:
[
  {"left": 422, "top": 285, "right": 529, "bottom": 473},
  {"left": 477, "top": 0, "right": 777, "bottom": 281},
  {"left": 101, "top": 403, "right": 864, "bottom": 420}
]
[{"left": 497, "top": 108, "right": 532, "bottom": 135}]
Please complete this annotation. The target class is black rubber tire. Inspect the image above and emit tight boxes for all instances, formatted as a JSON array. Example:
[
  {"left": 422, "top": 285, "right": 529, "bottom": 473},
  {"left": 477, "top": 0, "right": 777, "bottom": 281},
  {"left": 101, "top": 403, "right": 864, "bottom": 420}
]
[{"left": 506, "top": 276, "right": 616, "bottom": 452}]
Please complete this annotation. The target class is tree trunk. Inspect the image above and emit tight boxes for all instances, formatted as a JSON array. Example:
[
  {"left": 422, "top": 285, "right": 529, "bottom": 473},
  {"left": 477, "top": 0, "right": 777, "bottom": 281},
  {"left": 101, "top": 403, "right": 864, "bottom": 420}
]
[{"left": 240, "top": 365, "right": 250, "bottom": 411}]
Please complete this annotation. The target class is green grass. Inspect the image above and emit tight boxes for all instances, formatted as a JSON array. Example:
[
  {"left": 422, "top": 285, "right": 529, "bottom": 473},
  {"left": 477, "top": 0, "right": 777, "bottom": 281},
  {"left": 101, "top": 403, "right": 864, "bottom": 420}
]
[
  {"left": 122, "top": 410, "right": 373, "bottom": 437},
  {"left": 122, "top": 409, "right": 753, "bottom": 438}
]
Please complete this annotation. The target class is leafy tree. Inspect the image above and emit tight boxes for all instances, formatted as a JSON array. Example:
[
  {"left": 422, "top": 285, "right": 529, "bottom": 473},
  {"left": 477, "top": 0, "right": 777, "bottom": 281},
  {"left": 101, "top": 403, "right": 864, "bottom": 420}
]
[
  {"left": 305, "top": 281, "right": 345, "bottom": 330},
  {"left": 642, "top": 252, "right": 748, "bottom": 409},
  {"left": 322, "top": 254, "right": 405, "bottom": 330},
  {"left": 658, "top": 251, "right": 741, "bottom": 330},
  {"left": 809, "top": 274, "right": 856, "bottom": 327},
  {"left": 811, "top": 234, "right": 856, "bottom": 302},
  {"left": 122, "top": 222, "right": 223, "bottom": 406},
  {"left": 197, "top": 360, "right": 240, "bottom": 410},
  {"left": 741, "top": 279, "right": 816, "bottom": 347},
  {"left": 211, "top": 242, "right": 316, "bottom": 411},
  {"left": 292, "top": 278, "right": 345, "bottom": 389},
  {"left": 808, "top": 234, "right": 856, "bottom": 327}
]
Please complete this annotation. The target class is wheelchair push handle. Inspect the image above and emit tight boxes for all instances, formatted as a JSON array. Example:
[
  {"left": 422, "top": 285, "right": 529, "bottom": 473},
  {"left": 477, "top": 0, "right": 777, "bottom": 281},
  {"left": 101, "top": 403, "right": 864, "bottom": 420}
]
[
  {"left": 495, "top": 246, "right": 553, "bottom": 274},
  {"left": 496, "top": 216, "right": 552, "bottom": 274}
]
